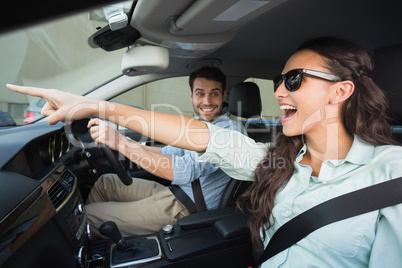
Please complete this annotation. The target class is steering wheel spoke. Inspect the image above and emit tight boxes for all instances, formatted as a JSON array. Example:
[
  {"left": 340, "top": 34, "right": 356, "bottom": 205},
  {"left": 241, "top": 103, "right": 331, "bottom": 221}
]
[
  {"left": 101, "top": 146, "right": 133, "bottom": 185},
  {"left": 67, "top": 119, "right": 133, "bottom": 185}
]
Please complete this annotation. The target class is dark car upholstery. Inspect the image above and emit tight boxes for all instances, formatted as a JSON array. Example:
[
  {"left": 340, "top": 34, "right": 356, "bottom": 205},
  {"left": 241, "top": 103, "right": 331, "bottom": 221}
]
[
  {"left": 373, "top": 44, "right": 402, "bottom": 144},
  {"left": 229, "top": 81, "right": 282, "bottom": 143}
]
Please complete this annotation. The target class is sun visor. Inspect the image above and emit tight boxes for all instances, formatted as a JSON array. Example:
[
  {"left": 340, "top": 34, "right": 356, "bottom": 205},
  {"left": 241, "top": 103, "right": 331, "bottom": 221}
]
[
  {"left": 169, "top": 0, "right": 286, "bottom": 35},
  {"left": 121, "top": 45, "right": 169, "bottom": 76}
]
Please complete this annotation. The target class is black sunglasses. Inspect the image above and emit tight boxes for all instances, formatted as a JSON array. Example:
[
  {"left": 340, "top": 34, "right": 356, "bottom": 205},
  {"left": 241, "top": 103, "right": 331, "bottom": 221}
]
[{"left": 273, "top": 69, "right": 343, "bottom": 92}]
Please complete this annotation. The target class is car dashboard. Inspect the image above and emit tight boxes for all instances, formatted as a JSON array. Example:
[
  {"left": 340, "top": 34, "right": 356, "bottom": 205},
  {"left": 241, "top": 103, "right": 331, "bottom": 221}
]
[
  {"left": 0, "top": 121, "right": 253, "bottom": 268},
  {"left": 0, "top": 122, "right": 92, "bottom": 268}
]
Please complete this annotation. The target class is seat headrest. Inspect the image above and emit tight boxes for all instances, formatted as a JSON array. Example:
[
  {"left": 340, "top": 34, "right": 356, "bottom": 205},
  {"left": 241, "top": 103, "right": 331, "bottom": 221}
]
[{"left": 228, "top": 82, "right": 262, "bottom": 118}]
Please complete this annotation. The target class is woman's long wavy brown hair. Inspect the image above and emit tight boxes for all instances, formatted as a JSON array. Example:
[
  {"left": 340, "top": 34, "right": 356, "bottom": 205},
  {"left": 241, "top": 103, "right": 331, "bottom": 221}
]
[{"left": 237, "top": 37, "right": 398, "bottom": 250}]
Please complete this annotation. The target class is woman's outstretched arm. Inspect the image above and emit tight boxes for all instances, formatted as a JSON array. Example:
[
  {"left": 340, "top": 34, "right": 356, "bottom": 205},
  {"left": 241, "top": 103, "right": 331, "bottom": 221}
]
[{"left": 7, "top": 84, "right": 210, "bottom": 151}]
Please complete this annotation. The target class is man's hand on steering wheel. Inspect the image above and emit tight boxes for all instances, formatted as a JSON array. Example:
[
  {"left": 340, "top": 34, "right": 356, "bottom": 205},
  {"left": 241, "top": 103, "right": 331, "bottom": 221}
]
[
  {"left": 88, "top": 119, "right": 122, "bottom": 151},
  {"left": 88, "top": 118, "right": 133, "bottom": 186}
]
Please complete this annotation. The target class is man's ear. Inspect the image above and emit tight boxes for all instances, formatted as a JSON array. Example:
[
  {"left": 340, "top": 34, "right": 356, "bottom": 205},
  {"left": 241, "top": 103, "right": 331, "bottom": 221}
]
[{"left": 330, "top": 81, "right": 355, "bottom": 104}]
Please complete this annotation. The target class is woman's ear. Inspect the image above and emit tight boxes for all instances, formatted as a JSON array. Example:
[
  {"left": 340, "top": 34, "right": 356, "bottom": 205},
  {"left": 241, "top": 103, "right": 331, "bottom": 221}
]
[{"left": 330, "top": 81, "right": 355, "bottom": 104}]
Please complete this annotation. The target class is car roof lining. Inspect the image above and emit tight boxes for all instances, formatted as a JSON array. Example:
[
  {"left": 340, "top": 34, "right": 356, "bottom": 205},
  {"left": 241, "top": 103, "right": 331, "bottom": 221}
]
[
  {"left": 3, "top": 0, "right": 402, "bottom": 124},
  {"left": 4, "top": 0, "right": 402, "bottom": 79},
  {"left": 129, "top": 0, "right": 402, "bottom": 80}
]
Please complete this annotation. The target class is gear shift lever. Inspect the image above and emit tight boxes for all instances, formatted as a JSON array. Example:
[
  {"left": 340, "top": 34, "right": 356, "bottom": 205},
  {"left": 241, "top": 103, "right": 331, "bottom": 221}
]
[
  {"left": 98, "top": 221, "right": 160, "bottom": 265},
  {"left": 99, "top": 221, "right": 130, "bottom": 251}
]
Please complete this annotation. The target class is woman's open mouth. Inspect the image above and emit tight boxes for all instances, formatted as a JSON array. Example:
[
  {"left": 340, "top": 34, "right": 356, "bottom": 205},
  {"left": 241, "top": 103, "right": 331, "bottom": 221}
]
[{"left": 280, "top": 104, "right": 297, "bottom": 122}]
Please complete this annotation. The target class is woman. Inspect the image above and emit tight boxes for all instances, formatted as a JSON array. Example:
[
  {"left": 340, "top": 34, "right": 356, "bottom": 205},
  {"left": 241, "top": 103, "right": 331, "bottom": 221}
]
[{"left": 8, "top": 37, "right": 402, "bottom": 267}]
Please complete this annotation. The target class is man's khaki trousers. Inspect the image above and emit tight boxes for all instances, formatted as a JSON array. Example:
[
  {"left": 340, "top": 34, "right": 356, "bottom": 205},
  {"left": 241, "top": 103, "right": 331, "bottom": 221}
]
[{"left": 85, "top": 173, "right": 190, "bottom": 238}]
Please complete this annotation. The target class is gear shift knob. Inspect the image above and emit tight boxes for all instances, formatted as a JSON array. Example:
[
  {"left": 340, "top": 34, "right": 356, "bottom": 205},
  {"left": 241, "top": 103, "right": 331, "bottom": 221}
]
[
  {"left": 99, "top": 221, "right": 126, "bottom": 250},
  {"left": 99, "top": 221, "right": 159, "bottom": 261}
]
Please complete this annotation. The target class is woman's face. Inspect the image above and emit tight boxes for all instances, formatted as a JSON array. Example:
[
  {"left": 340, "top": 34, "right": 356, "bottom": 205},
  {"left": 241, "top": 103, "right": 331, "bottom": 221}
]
[{"left": 274, "top": 49, "right": 340, "bottom": 137}]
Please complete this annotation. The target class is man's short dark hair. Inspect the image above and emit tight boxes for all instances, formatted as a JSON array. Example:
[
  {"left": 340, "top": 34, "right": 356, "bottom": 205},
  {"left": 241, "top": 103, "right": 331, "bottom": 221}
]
[{"left": 188, "top": 66, "right": 226, "bottom": 92}]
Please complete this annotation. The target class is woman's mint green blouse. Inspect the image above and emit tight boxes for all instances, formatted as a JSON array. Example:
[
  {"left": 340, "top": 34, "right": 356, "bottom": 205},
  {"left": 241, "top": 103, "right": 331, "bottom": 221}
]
[{"left": 199, "top": 123, "right": 402, "bottom": 267}]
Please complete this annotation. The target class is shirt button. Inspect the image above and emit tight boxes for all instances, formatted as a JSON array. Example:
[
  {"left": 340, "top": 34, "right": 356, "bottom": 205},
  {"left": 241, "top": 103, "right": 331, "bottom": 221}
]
[{"left": 283, "top": 210, "right": 291, "bottom": 217}]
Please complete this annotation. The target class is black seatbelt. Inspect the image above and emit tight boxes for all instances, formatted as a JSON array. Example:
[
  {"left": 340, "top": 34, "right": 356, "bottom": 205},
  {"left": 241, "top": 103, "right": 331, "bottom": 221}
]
[
  {"left": 169, "top": 185, "right": 197, "bottom": 214},
  {"left": 169, "top": 179, "right": 207, "bottom": 214},
  {"left": 191, "top": 179, "right": 207, "bottom": 212},
  {"left": 255, "top": 176, "right": 402, "bottom": 266}
]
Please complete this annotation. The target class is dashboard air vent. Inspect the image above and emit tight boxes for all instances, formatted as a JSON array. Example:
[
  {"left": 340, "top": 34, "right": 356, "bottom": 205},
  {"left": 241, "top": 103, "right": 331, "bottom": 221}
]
[{"left": 48, "top": 171, "right": 75, "bottom": 210}]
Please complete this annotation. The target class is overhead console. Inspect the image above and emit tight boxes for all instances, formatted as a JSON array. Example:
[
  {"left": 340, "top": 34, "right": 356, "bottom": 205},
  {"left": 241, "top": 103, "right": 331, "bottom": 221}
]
[
  {"left": 132, "top": 0, "right": 286, "bottom": 56},
  {"left": 89, "top": 0, "right": 287, "bottom": 58},
  {"left": 88, "top": 0, "right": 288, "bottom": 78},
  {"left": 165, "top": 0, "right": 286, "bottom": 35}
]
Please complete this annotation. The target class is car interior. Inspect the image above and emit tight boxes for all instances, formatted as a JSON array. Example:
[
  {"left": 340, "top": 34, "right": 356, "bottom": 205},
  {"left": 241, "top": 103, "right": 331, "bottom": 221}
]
[{"left": 1, "top": 0, "right": 402, "bottom": 267}]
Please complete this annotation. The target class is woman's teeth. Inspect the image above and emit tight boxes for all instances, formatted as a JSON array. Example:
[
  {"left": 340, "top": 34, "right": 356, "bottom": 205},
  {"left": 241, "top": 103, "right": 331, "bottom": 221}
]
[
  {"left": 280, "top": 105, "right": 297, "bottom": 119},
  {"left": 280, "top": 105, "right": 297, "bottom": 110}
]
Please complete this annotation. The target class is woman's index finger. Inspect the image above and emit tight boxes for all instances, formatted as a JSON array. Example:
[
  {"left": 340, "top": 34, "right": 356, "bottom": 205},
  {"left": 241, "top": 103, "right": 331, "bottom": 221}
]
[{"left": 6, "top": 84, "right": 48, "bottom": 99}]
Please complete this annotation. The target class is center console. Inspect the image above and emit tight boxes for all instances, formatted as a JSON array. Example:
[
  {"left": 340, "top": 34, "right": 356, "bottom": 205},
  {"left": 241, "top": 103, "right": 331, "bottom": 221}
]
[{"left": 96, "top": 207, "right": 253, "bottom": 268}]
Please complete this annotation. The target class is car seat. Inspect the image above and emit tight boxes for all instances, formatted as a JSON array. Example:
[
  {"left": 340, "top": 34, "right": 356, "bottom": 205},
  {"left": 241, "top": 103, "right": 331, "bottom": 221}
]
[
  {"left": 228, "top": 81, "right": 282, "bottom": 143},
  {"left": 218, "top": 82, "right": 270, "bottom": 209}
]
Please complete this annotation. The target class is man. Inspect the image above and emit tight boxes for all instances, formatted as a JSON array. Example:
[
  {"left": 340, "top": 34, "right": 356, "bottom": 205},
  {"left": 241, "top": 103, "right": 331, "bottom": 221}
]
[{"left": 85, "top": 66, "right": 247, "bottom": 238}]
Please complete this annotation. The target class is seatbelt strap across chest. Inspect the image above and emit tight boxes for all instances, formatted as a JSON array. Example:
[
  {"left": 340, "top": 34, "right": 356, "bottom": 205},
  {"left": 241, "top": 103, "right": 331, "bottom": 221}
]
[{"left": 255, "top": 176, "right": 402, "bottom": 266}]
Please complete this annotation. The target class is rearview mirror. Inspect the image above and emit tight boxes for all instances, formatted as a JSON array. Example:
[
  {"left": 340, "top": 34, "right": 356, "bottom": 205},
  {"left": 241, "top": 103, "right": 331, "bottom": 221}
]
[{"left": 122, "top": 45, "right": 169, "bottom": 76}]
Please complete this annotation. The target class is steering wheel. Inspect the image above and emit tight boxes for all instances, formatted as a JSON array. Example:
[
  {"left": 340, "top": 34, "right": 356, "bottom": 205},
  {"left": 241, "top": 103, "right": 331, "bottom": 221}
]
[
  {"left": 101, "top": 146, "right": 133, "bottom": 185},
  {"left": 66, "top": 118, "right": 133, "bottom": 186}
]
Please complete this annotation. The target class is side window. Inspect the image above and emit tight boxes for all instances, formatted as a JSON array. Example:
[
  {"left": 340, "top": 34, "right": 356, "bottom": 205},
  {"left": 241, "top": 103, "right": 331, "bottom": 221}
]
[
  {"left": 111, "top": 76, "right": 195, "bottom": 118},
  {"left": 245, "top": 78, "right": 282, "bottom": 123},
  {"left": 8, "top": 103, "right": 28, "bottom": 123},
  {"left": 111, "top": 77, "right": 281, "bottom": 122}
]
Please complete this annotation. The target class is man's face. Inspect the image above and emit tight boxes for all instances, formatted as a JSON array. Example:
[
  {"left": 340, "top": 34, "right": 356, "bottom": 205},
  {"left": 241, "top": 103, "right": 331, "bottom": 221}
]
[{"left": 191, "top": 77, "right": 226, "bottom": 122}]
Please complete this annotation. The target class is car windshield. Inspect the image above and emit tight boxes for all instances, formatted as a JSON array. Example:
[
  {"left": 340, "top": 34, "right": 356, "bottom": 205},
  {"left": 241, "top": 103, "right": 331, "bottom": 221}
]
[{"left": 0, "top": 1, "right": 132, "bottom": 125}]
